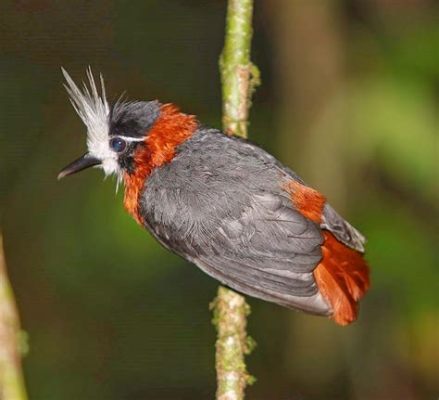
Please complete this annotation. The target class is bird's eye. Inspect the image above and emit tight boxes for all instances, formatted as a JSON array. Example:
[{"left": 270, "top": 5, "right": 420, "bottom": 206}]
[{"left": 109, "top": 137, "right": 127, "bottom": 153}]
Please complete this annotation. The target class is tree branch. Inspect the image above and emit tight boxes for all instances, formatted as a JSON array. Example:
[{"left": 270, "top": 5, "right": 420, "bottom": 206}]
[
  {"left": 0, "top": 232, "right": 28, "bottom": 400},
  {"left": 220, "top": 0, "right": 260, "bottom": 139},
  {"left": 213, "top": 1, "right": 259, "bottom": 399}
]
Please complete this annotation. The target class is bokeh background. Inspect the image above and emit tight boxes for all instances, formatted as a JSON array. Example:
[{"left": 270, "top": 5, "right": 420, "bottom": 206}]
[{"left": 0, "top": 1, "right": 437, "bottom": 399}]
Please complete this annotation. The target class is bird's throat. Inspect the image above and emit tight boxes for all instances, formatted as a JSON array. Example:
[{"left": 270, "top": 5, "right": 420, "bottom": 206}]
[{"left": 123, "top": 104, "right": 197, "bottom": 224}]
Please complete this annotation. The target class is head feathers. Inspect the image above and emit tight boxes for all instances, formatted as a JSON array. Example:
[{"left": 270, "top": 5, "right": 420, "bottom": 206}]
[
  {"left": 62, "top": 67, "right": 119, "bottom": 177},
  {"left": 62, "top": 67, "right": 110, "bottom": 145}
]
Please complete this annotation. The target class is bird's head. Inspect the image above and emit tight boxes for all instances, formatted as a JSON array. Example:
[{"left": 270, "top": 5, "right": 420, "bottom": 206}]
[
  {"left": 59, "top": 68, "right": 197, "bottom": 223},
  {"left": 58, "top": 68, "right": 163, "bottom": 183}
]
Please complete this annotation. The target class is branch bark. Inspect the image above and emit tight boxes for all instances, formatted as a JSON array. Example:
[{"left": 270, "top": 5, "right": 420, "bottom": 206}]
[
  {"left": 211, "top": 287, "right": 255, "bottom": 400},
  {"left": 213, "top": 1, "right": 259, "bottom": 399},
  {"left": 220, "top": 0, "right": 260, "bottom": 138},
  {"left": 0, "top": 232, "right": 28, "bottom": 400}
]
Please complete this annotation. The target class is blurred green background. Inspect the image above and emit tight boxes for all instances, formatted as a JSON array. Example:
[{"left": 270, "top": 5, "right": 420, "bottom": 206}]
[{"left": 0, "top": 1, "right": 437, "bottom": 399}]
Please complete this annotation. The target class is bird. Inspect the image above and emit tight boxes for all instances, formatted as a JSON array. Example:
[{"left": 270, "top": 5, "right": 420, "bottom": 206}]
[{"left": 58, "top": 68, "right": 370, "bottom": 325}]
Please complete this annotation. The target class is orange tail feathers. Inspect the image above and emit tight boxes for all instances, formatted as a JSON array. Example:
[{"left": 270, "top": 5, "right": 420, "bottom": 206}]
[
  {"left": 285, "top": 179, "right": 370, "bottom": 325},
  {"left": 314, "top": 231, "right": 370, "bottom": 325}
]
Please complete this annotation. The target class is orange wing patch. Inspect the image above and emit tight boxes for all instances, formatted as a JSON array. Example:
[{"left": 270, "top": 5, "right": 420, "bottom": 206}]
[
  {"left": 285, "top": 180, "right": 326, "bottom": 224},
  {"left": 286, "top": 180, "right": 370, "bottom": 325}
]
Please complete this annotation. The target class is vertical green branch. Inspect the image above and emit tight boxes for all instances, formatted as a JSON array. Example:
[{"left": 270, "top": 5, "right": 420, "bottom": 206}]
[
  {"left": 211, "top": 287, "right": 254, "bottom": 400},
  {"left": 0, "top": 233, "right": 28, "bottom": 400},
  {"left": 213, "top": 1, "right": 259, "bottom": 399},
  {"left": 220, "top": 0, "right": 260, "bottom": 139}
]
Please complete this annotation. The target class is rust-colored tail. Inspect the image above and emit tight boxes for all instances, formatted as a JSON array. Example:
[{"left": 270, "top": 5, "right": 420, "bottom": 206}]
[
  {"left": 285, "top": 179, "right": 370, "bottom": 325},
  {"left": 314, "top": 231, "right": 370, "bottom": 325}
]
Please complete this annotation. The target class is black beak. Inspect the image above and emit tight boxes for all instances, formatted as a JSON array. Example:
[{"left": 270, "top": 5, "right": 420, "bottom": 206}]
[{"left": 57, "top": 153, "right": 101, "bottom": 180}]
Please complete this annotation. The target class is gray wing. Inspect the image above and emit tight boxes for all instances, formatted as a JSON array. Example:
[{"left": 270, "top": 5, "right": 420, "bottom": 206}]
[
  {"left": 185, "top": 192, "right": 331, "bottom": 315},
  {"left": 266, "top": 158, "right": 366, "bottom": 253},
  {"left": 321, "top": 204, "right": 366, "bottom": 253},
  {"left": 140, "top": 130, "right": 336, "bottom": 315}
]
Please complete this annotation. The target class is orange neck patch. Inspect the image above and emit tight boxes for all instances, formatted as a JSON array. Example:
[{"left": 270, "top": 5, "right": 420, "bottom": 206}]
[{"left": 123, "top": 104, "right": 197, "bottom": 224}]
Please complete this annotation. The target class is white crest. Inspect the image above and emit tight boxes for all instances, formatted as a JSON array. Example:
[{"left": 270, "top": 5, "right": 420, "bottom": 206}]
[{"left": 62, "top": 67, "right": 120, "bottom": 179}]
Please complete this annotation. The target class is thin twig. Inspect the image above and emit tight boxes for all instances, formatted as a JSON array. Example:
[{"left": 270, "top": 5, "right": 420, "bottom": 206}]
[
  {"left": 211, "top": 287, "right": 255, "bottom": 400},
  {"left": 220, "top": 0, "right": 260, "bottom": 139},
  {"left": 213, "top": 0, "right": 259, "bottom": 399},
  {"left": 0, "top": 233, "right": 28, "bottom": 400}
]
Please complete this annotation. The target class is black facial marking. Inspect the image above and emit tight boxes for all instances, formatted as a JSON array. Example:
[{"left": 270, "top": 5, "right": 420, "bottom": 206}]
[
  {"left": 118, "top": 141, "right": 144, "bottom": 174},
  {"left": 110, "top": 100, "right": 161, "bottom": 138}
]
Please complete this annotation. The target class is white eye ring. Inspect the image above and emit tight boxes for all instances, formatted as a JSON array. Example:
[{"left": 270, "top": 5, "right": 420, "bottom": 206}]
[
  {"left": 108, "top": 135, "right": 145, "bottom": 153},
  {"left": 114, "top": 135, "right": 145, "bottom": 143}
]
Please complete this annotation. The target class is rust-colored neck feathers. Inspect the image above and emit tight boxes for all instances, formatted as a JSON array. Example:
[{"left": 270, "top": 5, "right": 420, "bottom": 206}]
[{"left": 123, "top": 104, "right": 197, "bottom": 224}]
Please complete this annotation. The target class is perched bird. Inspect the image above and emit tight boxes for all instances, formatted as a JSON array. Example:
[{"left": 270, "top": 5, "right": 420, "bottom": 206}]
[{"left": 58, "top": 69, "right": 370, "bottom": 325}]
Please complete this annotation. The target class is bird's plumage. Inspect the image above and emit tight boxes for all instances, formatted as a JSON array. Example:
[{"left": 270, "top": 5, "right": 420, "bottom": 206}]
[
  {"left": 138, "top": 127, "right": 369, "bottom": 321},
  {"left": 59, "top": 70, "right": 370, "bottom": 325}
]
